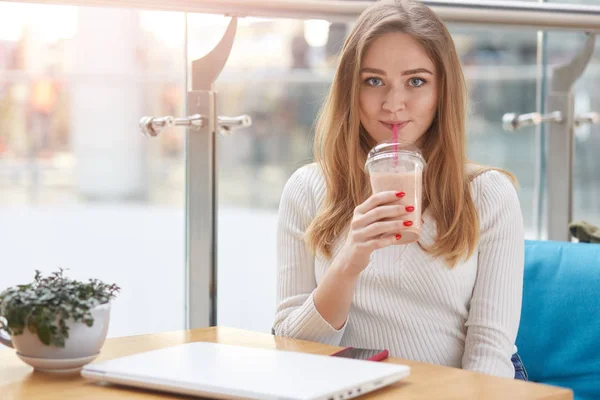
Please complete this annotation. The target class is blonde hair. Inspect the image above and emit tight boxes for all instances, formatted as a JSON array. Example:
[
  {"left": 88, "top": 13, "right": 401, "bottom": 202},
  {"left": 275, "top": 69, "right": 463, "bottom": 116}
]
[{"left": 305, "top": 0, "right": 516, "bottom": 267}]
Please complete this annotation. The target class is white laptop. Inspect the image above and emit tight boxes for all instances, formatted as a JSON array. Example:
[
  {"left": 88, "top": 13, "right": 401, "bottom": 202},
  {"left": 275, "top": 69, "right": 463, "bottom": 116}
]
[{"left": 81, "top": 342, "right": 410, "bottom": 400}]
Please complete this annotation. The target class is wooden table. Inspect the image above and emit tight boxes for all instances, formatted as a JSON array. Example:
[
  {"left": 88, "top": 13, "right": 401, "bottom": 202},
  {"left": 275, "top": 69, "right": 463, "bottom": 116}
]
[{"left": 0, "top": 326, "right": 572, "bottom": 400}]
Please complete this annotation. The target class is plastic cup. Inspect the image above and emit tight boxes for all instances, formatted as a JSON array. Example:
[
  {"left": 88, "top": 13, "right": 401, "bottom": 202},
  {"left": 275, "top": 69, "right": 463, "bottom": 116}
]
[{"left": 365, "top": 140, "right": 426, "bottom": 244}]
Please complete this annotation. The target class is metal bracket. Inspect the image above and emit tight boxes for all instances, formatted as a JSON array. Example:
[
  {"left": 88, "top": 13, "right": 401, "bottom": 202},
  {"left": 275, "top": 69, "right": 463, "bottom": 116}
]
[
  {"left": 552, "top": 33, "right": 596, "bottom": 93},
  {"left": 502, "top": 110, "right": 598, "bottom": 131},
  {"left": 502, "top": 111, "right": 564, "bottom": 131},
  {"left": 185, "top": 16, "right": 239, "bottom": 330},
  {"left": 139, "top": 17, "right": 241, "bottom": 329},
  {"left": 139, "top": 114, "right": 251, "bottom": 137},
  {"left": 574, "top": 112, "right": 600, "bottom": 127}
]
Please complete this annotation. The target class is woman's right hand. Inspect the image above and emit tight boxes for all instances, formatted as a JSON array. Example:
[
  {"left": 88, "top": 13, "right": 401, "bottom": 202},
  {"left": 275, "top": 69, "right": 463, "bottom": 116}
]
[{"left": 337, "top": 190, "right": 413, "bottom": 277}]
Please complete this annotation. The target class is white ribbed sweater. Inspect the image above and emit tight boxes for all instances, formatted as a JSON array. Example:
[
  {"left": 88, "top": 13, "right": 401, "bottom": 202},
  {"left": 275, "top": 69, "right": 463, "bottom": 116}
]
[{"left": 274, "top": 163, "right": 525, "bottom": 378}]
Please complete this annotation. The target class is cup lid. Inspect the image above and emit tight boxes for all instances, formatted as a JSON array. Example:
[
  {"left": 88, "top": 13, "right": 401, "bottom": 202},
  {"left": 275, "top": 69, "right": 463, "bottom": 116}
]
[{"left": 365, "top": 140, "right": 426, "bottom": 170}]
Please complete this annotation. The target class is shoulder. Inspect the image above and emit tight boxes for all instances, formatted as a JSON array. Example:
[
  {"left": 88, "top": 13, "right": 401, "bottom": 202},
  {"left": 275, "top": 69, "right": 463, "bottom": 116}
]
[
  {"left": 284, "top": 162, "right": 324, "bottom": 192},
  {"left": 468, "top": 166, "right": 522, "bottom": 222},
  {"left": 299, "top": 162, "right": 324, "bottom": 183},
  {"left": 470, "top": 169, "right": 516, "bottom": 193},
  {"left": 466, "top": 166, "right": 524, "bottom": 248},
  {"left": 467, "top": 162, "right": 517, "bottom": 193},
  {"left": 280, "top": 163, "right": 326, "bottom": 217}
]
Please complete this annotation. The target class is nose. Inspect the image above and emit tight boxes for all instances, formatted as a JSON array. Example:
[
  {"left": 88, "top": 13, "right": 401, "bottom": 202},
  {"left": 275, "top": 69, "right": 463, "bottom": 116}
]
[{"left": 382, "top": 87, "right": 407, "bottom": 114}]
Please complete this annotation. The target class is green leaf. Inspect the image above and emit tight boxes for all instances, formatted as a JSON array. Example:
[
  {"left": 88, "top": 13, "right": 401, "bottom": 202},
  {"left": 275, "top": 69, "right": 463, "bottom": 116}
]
[
  {"left": 37, "top": 324, "right": 51, "bottom": 345},
  {"left": 0, "top": 269, "right": 120, "bottom": 348}
]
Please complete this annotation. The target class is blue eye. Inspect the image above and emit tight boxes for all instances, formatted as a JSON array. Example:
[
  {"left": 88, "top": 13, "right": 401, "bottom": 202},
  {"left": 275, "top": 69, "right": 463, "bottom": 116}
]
[
  {"left": 408, "top": 77, "right": 426, "bottom": 87},
  {"left": 364, "top": 77, "right": 384, "bottom": 87}
]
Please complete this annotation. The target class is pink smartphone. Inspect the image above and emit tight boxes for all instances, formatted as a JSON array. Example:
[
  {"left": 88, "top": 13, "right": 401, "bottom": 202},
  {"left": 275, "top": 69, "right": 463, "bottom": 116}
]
[{"left": 330, "top": 347, "right": 389, "bottom": 362}]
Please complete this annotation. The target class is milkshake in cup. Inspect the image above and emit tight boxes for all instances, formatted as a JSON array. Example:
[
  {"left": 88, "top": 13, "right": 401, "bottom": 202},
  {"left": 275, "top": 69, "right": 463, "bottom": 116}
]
[{"left": 365, "top": 140, "right": 426, "bottom": 245}]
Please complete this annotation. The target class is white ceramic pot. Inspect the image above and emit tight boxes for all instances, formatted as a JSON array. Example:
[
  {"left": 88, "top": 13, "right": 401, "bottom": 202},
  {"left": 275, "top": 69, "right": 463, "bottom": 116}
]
[{"left": 0, "top": 303, "right": 111, "bottom": 372}]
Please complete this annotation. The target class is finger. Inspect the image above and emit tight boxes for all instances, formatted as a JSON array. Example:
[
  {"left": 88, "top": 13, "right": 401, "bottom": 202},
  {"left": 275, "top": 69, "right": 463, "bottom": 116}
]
[
  {"left": 364, "top": 233, "right": 402, "bottom": 251},
  {"left": 356, "top": 219, "right": 413, "bottom": 242},
  {"left": 355, "top": 190, "right": 406, "bottom": 215},
  {"left": 360, "top": 204, "right": 416, "bottom": 227}
]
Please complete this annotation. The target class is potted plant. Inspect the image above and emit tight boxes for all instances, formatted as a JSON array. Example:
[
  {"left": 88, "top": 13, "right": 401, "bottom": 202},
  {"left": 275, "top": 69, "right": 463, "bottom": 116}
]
[{"left": 0, "top": 269, "right": 120, "bottom": 372}]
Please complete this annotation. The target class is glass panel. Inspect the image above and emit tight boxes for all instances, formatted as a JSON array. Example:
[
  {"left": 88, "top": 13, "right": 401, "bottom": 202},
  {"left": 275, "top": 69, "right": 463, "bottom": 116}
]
[
  {"left": 448, "top": 25, "right": 540, "bottom": 238},
  {"left": 208, "top": 16, "right": 331, "bottom": 333},
  {"left": 546, "top": 30, "right": 600, "bottom": 230},
  {"left": 200, "top": 15, "right": 543, "bottom": 333},
  {"left": 0, "top": 3, "right": 187, "bottom": 337}
]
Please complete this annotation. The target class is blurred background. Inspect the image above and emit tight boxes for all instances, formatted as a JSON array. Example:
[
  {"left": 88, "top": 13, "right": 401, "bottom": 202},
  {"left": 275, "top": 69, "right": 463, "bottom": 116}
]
[{"left": 0, "top": 1, "right": 599, "bottom": 338}]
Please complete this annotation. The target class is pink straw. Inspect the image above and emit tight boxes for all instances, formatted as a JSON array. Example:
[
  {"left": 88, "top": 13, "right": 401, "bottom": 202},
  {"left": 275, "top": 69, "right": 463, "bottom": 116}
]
[{"left": 392, "top": 124, "right": 398, "bottom": 166}]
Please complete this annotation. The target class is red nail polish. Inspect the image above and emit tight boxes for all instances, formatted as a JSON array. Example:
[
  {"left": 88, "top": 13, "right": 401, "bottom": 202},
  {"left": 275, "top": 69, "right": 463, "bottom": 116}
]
[
  {"left": 421, "top": 219, "right": 425, "bottom": 224},
  {"left": 405, "top": 206, "right": 415, "bottom": 212},
  {"left": 403, "top": 221, "right": 413, "bottom": 227},
  {"left": 395, "top": 234, "right": 402, "bottom": 240},
  {"left": 396, "top": 192, "right": 406, "bottom": 198}
]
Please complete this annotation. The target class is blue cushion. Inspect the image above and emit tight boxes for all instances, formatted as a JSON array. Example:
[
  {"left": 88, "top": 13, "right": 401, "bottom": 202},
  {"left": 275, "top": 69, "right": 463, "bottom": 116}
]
[{"left": 517, "top": 240, "right": 600, "bottom": 400}]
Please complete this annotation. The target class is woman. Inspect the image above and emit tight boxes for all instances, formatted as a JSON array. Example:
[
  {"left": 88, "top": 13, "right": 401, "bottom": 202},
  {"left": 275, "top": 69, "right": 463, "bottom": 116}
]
[{"left": 273, "top": 0, "right": 527, "bottom": 380}]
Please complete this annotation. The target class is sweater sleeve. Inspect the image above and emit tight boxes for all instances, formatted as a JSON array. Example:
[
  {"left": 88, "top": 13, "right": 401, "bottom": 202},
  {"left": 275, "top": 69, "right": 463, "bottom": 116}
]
[
  {"left": 462, "top": 171, "right": 525, "bottom": 378},
  {"left": 272, "top": 166, "right": 347, "bottom": 345}
]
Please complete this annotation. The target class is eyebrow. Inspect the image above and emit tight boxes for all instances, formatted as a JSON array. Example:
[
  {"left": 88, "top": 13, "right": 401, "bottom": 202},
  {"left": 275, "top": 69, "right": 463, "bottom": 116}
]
[{"left": 360, "top": 67, "right": 433, "bottom": 76}]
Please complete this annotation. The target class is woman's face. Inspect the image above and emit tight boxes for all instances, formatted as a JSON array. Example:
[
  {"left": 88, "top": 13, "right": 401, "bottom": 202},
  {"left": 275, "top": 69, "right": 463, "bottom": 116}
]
[{"left": 359, "top": 32, "right": 438, "bottom": 145}]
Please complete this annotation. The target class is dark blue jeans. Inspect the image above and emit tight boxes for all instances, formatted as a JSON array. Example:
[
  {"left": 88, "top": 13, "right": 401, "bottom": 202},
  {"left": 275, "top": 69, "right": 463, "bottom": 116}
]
[{"left": 512, "top": 353, "right": 528, "bottom": 381}]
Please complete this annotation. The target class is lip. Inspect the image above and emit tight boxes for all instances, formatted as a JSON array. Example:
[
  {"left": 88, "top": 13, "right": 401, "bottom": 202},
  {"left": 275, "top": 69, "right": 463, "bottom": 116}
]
[{"left": 380, "top": 120, "right": 409, "bottom": 131}]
